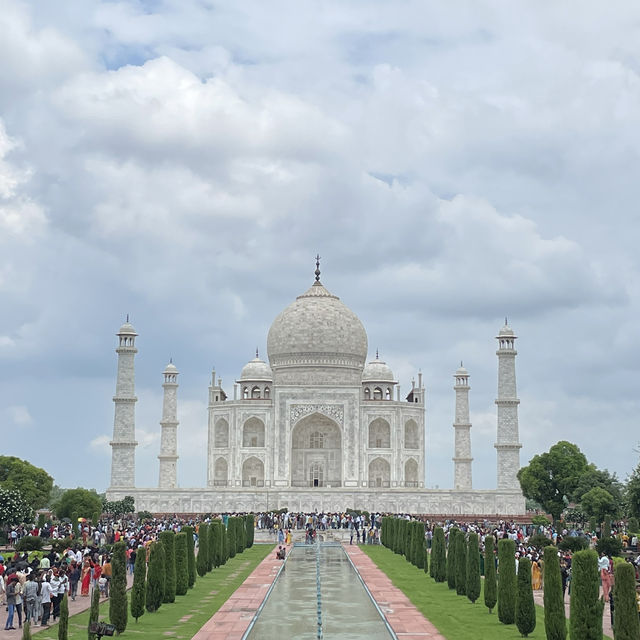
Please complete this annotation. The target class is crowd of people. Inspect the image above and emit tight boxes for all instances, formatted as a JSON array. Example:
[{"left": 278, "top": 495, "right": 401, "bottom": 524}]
[{"left": 2, "top": 512, "right": 639, "bottom": 631}]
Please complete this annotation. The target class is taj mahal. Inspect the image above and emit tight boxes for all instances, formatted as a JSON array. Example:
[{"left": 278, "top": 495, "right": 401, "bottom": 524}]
[{"left": 106, "top": 261, "right": 526, "bottom": 515}]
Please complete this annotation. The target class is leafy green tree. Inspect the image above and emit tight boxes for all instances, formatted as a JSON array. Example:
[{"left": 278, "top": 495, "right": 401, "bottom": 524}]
[
  {"left": 158, "top": 530, "right": 176, "bottom": 603},
  {"left": 0, "top": 456, "right": 53, "bottom": 510},
  {"left": 613, "top": 561, "right": 640, "bottom": 640},
  {"left": 103, "top": 496, "right": 136, "bottom": 519},
  {"left": 466, "top": 533, "right": 480, "bottom": 604},
  {"left": 518, "top": 441, "right": 589, "bottom": 522},
  {"left": 515, "top": 557, "right": 536, "bottom": 637},
  {"left": 175, "top": 533, "right": 188, "bottom": 596},
  {"left": 455, "top": 531, "right": 467, "bottom": 596},
  {"left": 543, "top": 546, "right": 567, "bottom": 640},
  {"left": 431, "top": 527, "right": 446, "bottom": 582},
  {"left": 182, "top": 525, "right": 196, "bottom": 588},
  {"left": 596, "top": 535, "right": 622, "bottom": 557},
  {"left": 0, "top": 487, "right": 33, "bottom": 526},
  {"left": 54, "top": 488, "right": 102, "bottom": 521},
  {"left": 146, "top": 541, "right": 164, "bottom": 612},
  {"left": 581, "top": 487, "right": 617, "bottom": 523},
  {"left": 626, "top": 461, "right": 640, "bottom": 519},
  {"left": 131, "top": 544, "right": 146, "bottom": 622},
  {"left": 569, "top": 549, "right": 604, "bottom": 640},
  {"left": 628, "top": 517, "right": 639, "bottom": 533},
  {"left": 58, "top": 594, "right": 69, "bottom": 640},
  {"left": 484, "top": 536, "right": 497, "bottom": 614},
  {"left": 88, "top": 586, "right": 100, "bottom": 639},
  {"left": 197, "top": 523, "right": 209, "bottom": 576},
  {"left": 497, "top": 538, "right": 516, "bottom": 625},
  {"left": 109, "top": 541, "right": 128, "bottom": 634},
  {"left": 447, "top": 528, "right": 458, "bottom": 590}
]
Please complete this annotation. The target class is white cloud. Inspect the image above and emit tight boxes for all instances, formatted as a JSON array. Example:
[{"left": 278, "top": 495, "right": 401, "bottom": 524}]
[{"left": 7, "top": 405, "right": 33, "bottom": 426}]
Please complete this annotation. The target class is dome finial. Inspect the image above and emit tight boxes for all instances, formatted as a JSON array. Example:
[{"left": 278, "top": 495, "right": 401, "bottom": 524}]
[
  {"left": 126, "top": 313, "right": 129, "bottom": 322},
  {"left": 376, "top": 348, "right": 379, "bottom": 359},
  {"left": 505, "top": 316, "right": 508, "bottom": 326},
  {"left": 256, "top": 347, "right": 259, "bottom": 359},
  {"left": 314, "top": 253, "right": 321, "bottom": 282},
  {"left": 170, "top": 356, "right": 173, "bottom": 364}
]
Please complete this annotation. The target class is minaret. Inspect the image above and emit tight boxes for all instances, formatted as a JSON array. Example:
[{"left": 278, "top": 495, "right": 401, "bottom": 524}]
[
  {"left": 158, "top": 360, "right": 179, "bottom": 488},
  {"left": 495, "top": 320, "right": 522, "bottom": 490},
  {"left": 452, "top": 363, "right": 473, "bottom": 490},
  {"left": 109, "top": 318, "right": 138, "bottom": 489}
]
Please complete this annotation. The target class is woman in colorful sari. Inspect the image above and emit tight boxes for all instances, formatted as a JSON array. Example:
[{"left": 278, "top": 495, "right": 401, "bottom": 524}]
[{"left": 80, "top": 559, "right": 92, "bottom": 596}]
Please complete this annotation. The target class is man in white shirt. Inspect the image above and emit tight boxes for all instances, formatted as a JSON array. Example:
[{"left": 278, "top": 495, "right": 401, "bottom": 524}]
[{"left": 40, "top": 579, "right": 52, "bottom": 627}]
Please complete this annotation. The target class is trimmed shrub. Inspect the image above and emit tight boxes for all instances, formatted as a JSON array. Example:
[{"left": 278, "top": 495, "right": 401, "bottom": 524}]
[
  {"left": 431, "top": 527, "right": 446, "bottom": 582},
  {"left": 212, "top": 520, "right": 223, "bottom": 568},
  {"left": 50, "top": 537, "right": 74, "bottom": 554},
  {"left": 569, "top": 549, "right": 604, "bottom": 640},
  {"left": 447, "top": 528, "right": 458, "bottom": 590},
  {"left": 159, "top": 530, "right": 176, "bottom": 603},
  {"left": 227, "top": 520, "right": 236, "bottom": 559},
  {"left": 131, "top": 544, "right": 146, "bottom": 622},
  {"left": 613, "top": 561, "right": 640, "bottom": 640},
  {"left": 21, "top": 621, "right": 32, "bottom": 640},
  {"left": 175, "top": 533, "right": 188, "bottom": 596},
  {"left": 245, "top": 514, "right": 255, "bottom": 548},
  {"left": 422, "top": 535, "right": 429, "bottom": 574},
  {"left": 196, "top": 523, "right": 209, "bottom": 577},
  {"left": 16, "top": 536, "right": 44, "bottom": 552},
  {"left": 466, "top": 533, "right": 480, "bottom": 604},
  {"left": 182, "top": 525, "right": 196, "bottom": 588},
  {"left": 88, "top": 584, "right": 100, "bottom": 639},
  {"left": 628, "top": 517, "right": 639, "bottom": 533},
  {"left": 602, "top": 518, "right": 611, "bottom": 539},
  {"left": 455, "top": 531, "right": 467, "bottom": 596},
  {"left": 222, "top": 523, "right": 229, "bottom": 563},
  {"left": 58, "top": 594, "right": 69, "bottom": 640},
  {"left": 558, "top": 536, "right": 588, "bottom": 553},
  {"left": 543, "top": 546, "right": 567, "bottom": 640},
  {"left": 589, "top": 516, "right": 597, "bottom": 533},
  {"left": 515, "top": 557, "right": 536, "bottom": 637},
  {"left": 207, "top": 521, "right": 216, "bottom": 571},
  {"left": 146, "top": 541, "right": 165, "bottom": 612},
  {"left": 531, "top": 515, "right": 550, "bottom": 526},
  {"left": 527, "top": 533, "right": 552, "bottom": 550},
  {"left": 497, "top": 538, "right": 516, "bottom": 625},
  {"left": 484, "top": 536, "right": 497, "bottom": 614},
  {"left": 109, "top": 541, "right": 128, "bottom": 634},
  {"left": 235, "top": 516, "right": 245, "bottom": 554}
]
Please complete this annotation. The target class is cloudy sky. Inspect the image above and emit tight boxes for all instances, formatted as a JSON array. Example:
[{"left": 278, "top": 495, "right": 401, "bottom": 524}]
[{"left": 2, "top": 1, "right": 639, "bottom": 496}]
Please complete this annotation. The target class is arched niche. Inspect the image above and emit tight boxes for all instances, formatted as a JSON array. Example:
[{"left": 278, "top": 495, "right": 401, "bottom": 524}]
[
  {"left": 242, "top": 456, "right": 264, "bottom": 487},
  {"left": 214, "top": 457, "right": 228, "bottom": 486},
  {"left": 242, "top": 417, "right": 265, "bottom": 447},
  {"left": 215, "top": 418, "right": 229, "bottom": 448},
  {"left": 368, "top": 457, "right": 390, "bottom": 487},
  {"left": 404, "top": 419, "right": 419, "bottom": 449},
  {"left": 405, "top": 458, "right": 419, "bottom": 486},
  {"left": 368, "top": 417, "right": 391, "bottom": 448}
]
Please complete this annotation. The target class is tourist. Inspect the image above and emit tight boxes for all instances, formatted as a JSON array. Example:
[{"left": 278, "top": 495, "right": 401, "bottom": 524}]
[
  {"left": 80, "top": 559, "right": 92, "bottom": 596},
  {"left": 598, "top": 552, "right": 613, "bottom": 602},
  {"left": 4, "top": 576, "right": 18, "bottom": 630},
  {"left": 23, "top": 574, "right": 38, "bottom": 626},
  {"left": 69, "top": 562, "right": 81, "bottom": 600},
  {"left": 101, "top": 556, "right": 112, "bottom": 597},
  {"left": 40, "top": 576, "right": 52, "bottom": 627}
]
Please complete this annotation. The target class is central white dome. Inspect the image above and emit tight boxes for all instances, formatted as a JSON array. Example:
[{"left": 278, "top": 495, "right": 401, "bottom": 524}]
[{"left": 267, "top": 280, "right": 368, "bottom": 379}]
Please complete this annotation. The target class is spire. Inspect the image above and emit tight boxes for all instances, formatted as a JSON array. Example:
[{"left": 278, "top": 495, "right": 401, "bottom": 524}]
[
  {"left": 314, "top": 253, "right": 321, "bottom": 282},
  {"left": 256, "top": 347, "right": 259, "bottom": 359},
  {"left": 376, "top": 348, "right": 379, "bottom": 359},
  {"left": 126, "top": 313, "right": 129, "bottom": 322}
]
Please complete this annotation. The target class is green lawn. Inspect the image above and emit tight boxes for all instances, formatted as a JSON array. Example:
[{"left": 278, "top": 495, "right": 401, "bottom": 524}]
[
  {"left": 361, "top": 546, "right": 612, "bottom": 640},
  {"left": 35, "top": 543, "right": 273, "bottom": 639}
]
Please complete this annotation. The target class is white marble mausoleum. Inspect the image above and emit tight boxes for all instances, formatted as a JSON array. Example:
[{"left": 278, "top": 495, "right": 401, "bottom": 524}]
[{"left": 106, "top": 263, "right": 526, "bottom": 515}]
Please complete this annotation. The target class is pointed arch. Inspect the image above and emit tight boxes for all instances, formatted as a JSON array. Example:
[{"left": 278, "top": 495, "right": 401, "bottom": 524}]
[
  {"left": 405, "top": 458, "right": 419, "bottom": 487},
  {"left": 215, "top": 418, "right": 229, "bottom": 448},
  {"left": 242, "top": 417, "right": 265, "bottom": 447},
  {"left": 368, "top": 457, "right": 390, "bottom": 487},
  {"left": 404, "top": 419, "right": 419, "bottom": 449},
  {"left": 242, "top": 456, "right": 264, "bottom": 487},
  {"left": 368, "top": 418, "right": 391, "bottom": 448},
  {"left": 214, "top": 457, "right": 228, "bottom": 486}
]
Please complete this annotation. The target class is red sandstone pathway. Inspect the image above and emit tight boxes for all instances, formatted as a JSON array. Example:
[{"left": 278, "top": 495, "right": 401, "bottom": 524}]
[
  {"left": 344, "top": 545, "right": 446, "bottom": 640},
  {"left": 191, "top": 546, "right": 280, "bottom": 640}
]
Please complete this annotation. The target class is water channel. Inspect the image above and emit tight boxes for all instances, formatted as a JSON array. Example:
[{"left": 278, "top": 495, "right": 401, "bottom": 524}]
[{"left": 245, "top": 543, "right": 395, "bottom": 640}]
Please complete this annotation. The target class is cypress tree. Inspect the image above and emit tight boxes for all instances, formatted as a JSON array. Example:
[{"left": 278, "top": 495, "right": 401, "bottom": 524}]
[
  {"left": 207, "top": 522, "right": 216, "bottom": 571},
  {"left": 515, "top": 557, "right": 536, "bottom": 637},
  {"left": 197, "top": 523, "right": 209, "bottom": 577},
  {"left": 543, "top": 545, "right": 566, "bottom": 640},
  {"left": 455, "top": 531, "right": 467, "bottom": 596},
  {"left": 484, "top": 535, "right": 497, "bottom": 614},
  {"left": 447, "top": 528, "right": 458, "bottom": 590},
  {"left": 175, "top": 532, "right": 188, "bottom": 596},
  {"left": 245, "top": 514, "right": 254, "bottom": 548},
  {"left": 497, "top": 538, "right": 516, "bottom": 624},
  {"left": 410, "top": 522, "right": 419, "bottom": 567},
  {"left": 131, "top": 544, "right": 146, "bottom": 622},
  {"left": 222, "top": 523, "right": 229, "bottom": 563},
  {"left": 613, "top": 561, "right": 640, "bottom": 640},
  {"left": 109, "top": 541, "right": 128, "bottom": 634},
  {"left": 88, "top": 583, "right": 100, "bottom": 639},
  {"left": 466, "top": 532, "right": 481, "bottom": 604},
  {"left": 569, "top": 549, "right": 604, "bottom": 640},
  {"left": 236, "top": 516, "right": 245, "bottom": 554},
  {"left": 159, "top": 530, "right": 176, "bottom": 603},
  {"left": 21, "top": 621, "right": 32, "bottom": 640},
  {"left": 57, "top": 594, "right": 69, "bottom": 640},
  {"left": 431, "top": 527, "right": 446, "bottom": 582},
  {"left": 146, "top": 541, "right": 165, "bottom": 612},
  {"left": 422, "top": 534, "right": 429, "bottom": 574},
  {"left": 602, "top": 518, "right": 611, "bottom": 539},
  {"left": 227, "top": 520, "right": 236, "bottom": 558},
  {"left": 183, "top": 525, "right": 196, "bottom": 588}
]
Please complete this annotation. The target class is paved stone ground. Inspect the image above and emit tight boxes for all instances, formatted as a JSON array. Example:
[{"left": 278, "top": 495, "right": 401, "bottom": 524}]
[{"left": 0, "top": 573, "right": 134, "bottom": 640}]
